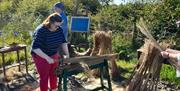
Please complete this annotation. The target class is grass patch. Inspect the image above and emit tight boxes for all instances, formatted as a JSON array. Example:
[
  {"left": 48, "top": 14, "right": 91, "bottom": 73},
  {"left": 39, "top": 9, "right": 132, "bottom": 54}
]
[
  {"left": 116, "top": 59, "right": 137, "bottom": 78},
  {"left": 160, "top": 64, "right": 180, "bottom": 86},
  {"left": 116, "top": 60, "right": 180, "bottom": 87}
]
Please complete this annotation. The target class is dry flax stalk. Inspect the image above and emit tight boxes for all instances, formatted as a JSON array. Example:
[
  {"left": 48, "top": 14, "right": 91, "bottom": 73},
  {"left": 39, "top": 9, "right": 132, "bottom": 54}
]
[
  {"left": 127, "top": 19, "right": 180, "bottom": 91},
  {"left": 137, "top": 18, "right": 180, "bottom": 70},
  {"left": 127, "top": 39, "right": 164, "bottom": 91}
]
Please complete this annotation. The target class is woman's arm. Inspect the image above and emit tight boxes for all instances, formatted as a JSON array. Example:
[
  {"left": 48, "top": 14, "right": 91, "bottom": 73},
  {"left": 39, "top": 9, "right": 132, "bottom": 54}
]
[
  {"left": 61, "top": 43, "right": 69, "bottom": 58},
  {"left": 161, "top": 51, "right": 180, "bottom": 61},
  {"left": 168, "top": 53, "right": 179, "bottom": 60},
  {"left": 166, "top": 49, "right": 180, "bottom": 54},
  {"left": 33, "top": 48, "right": 54, "bottom": 64}
]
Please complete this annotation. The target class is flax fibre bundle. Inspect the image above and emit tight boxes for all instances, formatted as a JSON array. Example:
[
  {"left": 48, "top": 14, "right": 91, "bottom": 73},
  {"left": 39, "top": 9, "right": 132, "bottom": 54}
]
[
  {"left": 126, "top": 39, "right": 164, "bottom": 91},
  {"left": 127, "top": 20, "right": 163, "bottom": 91},
  {"left": 126, "top": 19, "right": 180, "bottom": 91}
]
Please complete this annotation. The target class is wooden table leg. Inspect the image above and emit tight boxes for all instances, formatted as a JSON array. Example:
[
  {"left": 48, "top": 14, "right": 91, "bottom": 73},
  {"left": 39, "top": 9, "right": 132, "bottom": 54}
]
[
  {"left": 24, "top": 47, "right": 28, "bottom": 74},
  {"left": 100, "top": 66, "right": 104, "bottom": 88},
  {"left": 104, "top": 59, "right": 112, "bottom": 91},
  {"left": 2, "top": 53, "right": 6, "bottom": 77},
  {"left": 63, "top": 70, "right": 68, "bottom": 91},
  {"left": 17, "top": 50, "right": 21, "bottom": 71}
]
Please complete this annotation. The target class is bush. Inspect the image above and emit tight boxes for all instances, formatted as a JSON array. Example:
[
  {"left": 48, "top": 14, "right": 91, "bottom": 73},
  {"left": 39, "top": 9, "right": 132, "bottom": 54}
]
[
  {"left": 160, "top": 64, "right": 180, "bottom": 86},
  {"left": 112, "top": 33, "right": 137, "bottom": 60}
]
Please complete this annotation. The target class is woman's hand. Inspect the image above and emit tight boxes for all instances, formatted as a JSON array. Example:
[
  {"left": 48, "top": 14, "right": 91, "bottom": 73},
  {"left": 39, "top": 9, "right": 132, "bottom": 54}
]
[
  {"left": 33, "top": 48, "right": 55, "bottom": 64},
  {"left": 61, "top": 43, "right": 70, "bottom": 59},
  {"left": 46, "top": 57, "right": 54, "bottom": 64},
  {"left": 161, "top": 51, "right": 169, "bottom": 58},
  {"left": 63, "top": 55, "right": 69, "bottom": 59}
]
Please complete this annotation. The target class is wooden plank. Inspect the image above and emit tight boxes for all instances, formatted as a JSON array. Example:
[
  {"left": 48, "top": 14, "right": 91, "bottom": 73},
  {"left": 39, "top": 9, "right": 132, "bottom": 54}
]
[
  {"left": 63, "top": 56, "right": 106, "bottom": 63},
  {"left": 0, "top": 62, "right": 26, "bottom": 71},
  {"left": 64, "top": 64, "right": 85, "bottom": 72},
  {"left": 0, "top": 45, "right": 26, "bottom": 53},
  {"left": 63, "top": 53, "right": 118, "bottom": 64},
  {"left": 56, "top": 54, "right": 118, "bottom": 74}
]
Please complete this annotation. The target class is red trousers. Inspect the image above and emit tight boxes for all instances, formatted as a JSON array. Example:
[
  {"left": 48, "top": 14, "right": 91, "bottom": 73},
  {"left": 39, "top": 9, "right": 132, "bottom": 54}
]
[{"left": 32, "top": 53, "right": 60, "bottom": 91}]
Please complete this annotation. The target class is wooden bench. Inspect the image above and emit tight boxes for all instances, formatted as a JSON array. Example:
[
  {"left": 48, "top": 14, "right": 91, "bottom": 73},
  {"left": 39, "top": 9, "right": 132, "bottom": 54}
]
[
  {"left": 0, "top": 44, "right": 28, "bottom": 77},
  {"left": 56, "top": 54, "right": 117, "bottom": 91}
]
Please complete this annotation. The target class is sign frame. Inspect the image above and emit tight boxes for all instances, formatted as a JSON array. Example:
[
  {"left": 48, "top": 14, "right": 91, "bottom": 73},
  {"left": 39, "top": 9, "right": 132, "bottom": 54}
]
[{"left": 70, "top": 16, "right": 90, "bottom": 32}]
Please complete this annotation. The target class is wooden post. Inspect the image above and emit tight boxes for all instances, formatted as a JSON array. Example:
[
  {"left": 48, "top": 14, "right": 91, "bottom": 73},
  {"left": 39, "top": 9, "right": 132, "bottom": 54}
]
[
  {"left": 58, "top": 58, "right": 64, "bottom": 91},
  {"left": 2, "top": 53, "right": 6, "bottom": 76},
  {"left": 63, "top": 70, "right": 68, "bottom": 91},
  {"left": 100, "top": 66, "right": 104, "bottom": 89},
  {"left": 24, "top": 47, "right": 28, "bottom": 74},
  {"left": 17, "top": 50, "right": 21, "bottom": 71},
  {"left": 56, "top": 55, "right": 115, "bottom": 91},
  {"left": 58, "top": 76, "right": 63, "bottom": 91},
  {"left": 104, "top": 59, "right": 112, "bottom": 91}
]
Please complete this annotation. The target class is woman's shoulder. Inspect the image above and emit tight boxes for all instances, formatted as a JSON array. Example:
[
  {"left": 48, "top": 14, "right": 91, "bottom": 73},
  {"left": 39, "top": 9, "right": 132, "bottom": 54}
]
[
  {"left": 57, "top": 27, "right": 63, "bottom": 32},
  {"left": 35, "top": 24, "right": 47, "bottom": 33}
]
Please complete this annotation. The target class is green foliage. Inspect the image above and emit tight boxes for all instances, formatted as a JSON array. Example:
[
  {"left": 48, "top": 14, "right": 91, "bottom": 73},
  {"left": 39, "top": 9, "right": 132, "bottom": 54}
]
[
  {"left": 3, "top": 0, "right": 51, "bottom": 31},
  {"left": 142, "top": 0, "right": 180, "bottom": 41},
  {"left": 0, "top": 51, "right": 30, "bottom": 67},
  {"left": 0, "top": 0, "right": 11, "bottom": 12},
  {"left": 81, "top": 0, "right": 101, "bottom": 14},
  {"left": 116, "top": 59, "right": 137, "bottom": 78},
  {"left": 87, "top": 34, "right": 93, "bottom": 47},
  {"left": 112, "top": 33, "right": 136, "bottom": 60},
  {"left": 92, "top": 5, "right": 134, "bottom": 32},
  {"left": 0, "top": 0, "right": 180, "bottom": 87},
  {"left": 160, "top": 64, "right": 180, "bottom": 86},
  {"left": 60, "top": 0, "right": 74, "bottom": 15}
]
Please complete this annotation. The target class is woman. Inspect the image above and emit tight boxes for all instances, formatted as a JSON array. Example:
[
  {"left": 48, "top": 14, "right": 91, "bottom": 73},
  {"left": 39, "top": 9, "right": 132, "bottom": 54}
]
[{"left": 31, "top": 13, "right": 69, "bottom": 91}]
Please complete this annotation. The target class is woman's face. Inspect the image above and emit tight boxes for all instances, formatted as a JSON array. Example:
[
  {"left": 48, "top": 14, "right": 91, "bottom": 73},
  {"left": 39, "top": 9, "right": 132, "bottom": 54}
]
[{"left": 50, "top": 22, "right": 62, "bottom": 31}]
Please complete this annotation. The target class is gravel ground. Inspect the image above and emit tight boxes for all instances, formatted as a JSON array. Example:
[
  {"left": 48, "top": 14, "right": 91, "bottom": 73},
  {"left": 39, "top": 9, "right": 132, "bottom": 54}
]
[{"left": 1, "top": 66, "right": 180, "bottom": 91}]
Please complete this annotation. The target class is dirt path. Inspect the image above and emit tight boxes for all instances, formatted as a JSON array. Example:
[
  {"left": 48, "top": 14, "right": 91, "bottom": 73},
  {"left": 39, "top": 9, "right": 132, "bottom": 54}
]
[
  {"left": 0, "top": 66, "right": 126, "bottom": 91},
  {"left": 1, "top": 65, "right": 180, "bottom": 91},
  {"left": 19, "top": 78, "right": 126, "bottom": 91}
]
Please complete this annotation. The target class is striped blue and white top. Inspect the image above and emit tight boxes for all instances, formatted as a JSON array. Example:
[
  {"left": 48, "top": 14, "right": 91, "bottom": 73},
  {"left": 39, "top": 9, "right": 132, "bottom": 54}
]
[{"left": 31, "top": 24, "right": 66, "bottom": 56}]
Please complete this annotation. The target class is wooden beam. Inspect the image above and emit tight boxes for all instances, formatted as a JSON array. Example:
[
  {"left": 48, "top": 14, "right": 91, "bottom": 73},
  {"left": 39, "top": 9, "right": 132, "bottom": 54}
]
[
  {"left": 59, "top": 54, "right": 118, "bottom": 72},
  {"left": 63, "top": 53, "right": 118, "bottom": 64},
  {"left": 0, "top": 62, "right": 26, "bottom": 71}
]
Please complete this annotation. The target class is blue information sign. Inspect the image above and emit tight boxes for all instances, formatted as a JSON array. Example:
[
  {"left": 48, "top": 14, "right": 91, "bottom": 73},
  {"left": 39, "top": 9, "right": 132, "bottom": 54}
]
[{"left": 70, "top": 16, "right": 90, "bottom": 32}]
